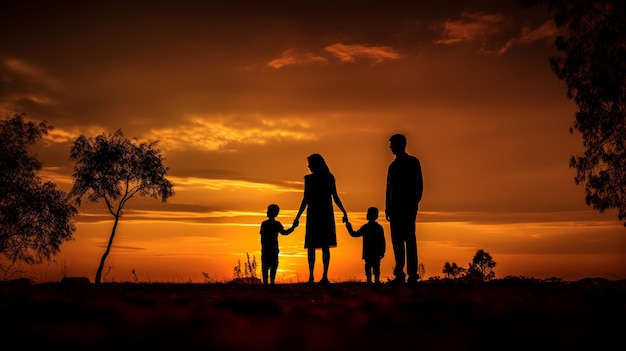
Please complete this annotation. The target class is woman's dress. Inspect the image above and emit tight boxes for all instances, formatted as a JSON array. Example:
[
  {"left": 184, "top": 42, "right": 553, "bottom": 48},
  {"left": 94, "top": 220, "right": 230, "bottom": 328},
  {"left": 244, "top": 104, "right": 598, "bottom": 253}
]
[{"left": 302, "top": 172, "right": 338, "bottom": 248}]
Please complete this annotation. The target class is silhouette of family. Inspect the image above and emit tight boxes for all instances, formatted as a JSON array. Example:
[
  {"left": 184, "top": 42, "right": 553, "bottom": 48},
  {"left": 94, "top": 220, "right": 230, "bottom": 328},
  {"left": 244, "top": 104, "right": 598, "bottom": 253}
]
[{"left": 258, "top": 133, "right": 423, "bottom": 285}]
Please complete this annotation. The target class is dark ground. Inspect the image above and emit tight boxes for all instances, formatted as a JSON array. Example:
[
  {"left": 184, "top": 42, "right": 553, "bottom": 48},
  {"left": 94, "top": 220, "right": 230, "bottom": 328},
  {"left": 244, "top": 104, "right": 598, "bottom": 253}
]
[{"left": 1, "top": 278, "right": 624, "bottom": 350}]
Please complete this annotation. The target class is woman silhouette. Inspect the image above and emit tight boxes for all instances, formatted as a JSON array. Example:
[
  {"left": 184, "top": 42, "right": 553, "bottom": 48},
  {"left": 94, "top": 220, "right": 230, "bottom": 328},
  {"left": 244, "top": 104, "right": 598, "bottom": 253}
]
[{"left": 293, "top": 153, "right": 348, "bottom": 284}]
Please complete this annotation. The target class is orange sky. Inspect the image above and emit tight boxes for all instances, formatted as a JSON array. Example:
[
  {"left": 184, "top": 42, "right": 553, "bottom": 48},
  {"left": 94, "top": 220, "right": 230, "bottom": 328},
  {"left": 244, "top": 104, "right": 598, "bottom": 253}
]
[{"left": 1, "top": 1, "right": 624, "bottom": 283}]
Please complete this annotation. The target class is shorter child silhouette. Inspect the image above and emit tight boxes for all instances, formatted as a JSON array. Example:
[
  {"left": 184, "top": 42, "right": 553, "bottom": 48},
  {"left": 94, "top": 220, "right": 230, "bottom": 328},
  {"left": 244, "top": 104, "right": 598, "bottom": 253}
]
[
  {"left": 260, "top": 204, "right": 297, "bottom": 285},
  {"left": 345, "top": 207, "right": 386, "bottom": 283}
]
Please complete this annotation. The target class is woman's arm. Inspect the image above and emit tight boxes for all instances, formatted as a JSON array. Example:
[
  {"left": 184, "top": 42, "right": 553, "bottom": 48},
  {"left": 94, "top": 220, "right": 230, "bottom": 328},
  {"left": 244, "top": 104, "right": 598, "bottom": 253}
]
[
  {"left": 294, "top": 177, "right": 308, "bottom": 226},
  {"left": 331, "top": 186, "right": 348, "bottom": 223}
]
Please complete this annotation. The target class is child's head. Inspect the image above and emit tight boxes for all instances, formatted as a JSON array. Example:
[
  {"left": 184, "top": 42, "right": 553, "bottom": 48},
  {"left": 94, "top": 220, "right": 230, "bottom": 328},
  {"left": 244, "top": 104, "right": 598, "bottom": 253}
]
[
  {"left": 267, "top": 204, "right": 280, "bottom": 218},
  {"left": 366, "top": 207, "right": 379, "bottom": 221}
]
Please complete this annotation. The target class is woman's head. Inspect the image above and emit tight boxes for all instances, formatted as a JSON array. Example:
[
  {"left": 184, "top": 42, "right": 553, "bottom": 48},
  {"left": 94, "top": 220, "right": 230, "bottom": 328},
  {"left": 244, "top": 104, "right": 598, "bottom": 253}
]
[{"left": 307, "top": 153, "right": 330, "bottom": 174}]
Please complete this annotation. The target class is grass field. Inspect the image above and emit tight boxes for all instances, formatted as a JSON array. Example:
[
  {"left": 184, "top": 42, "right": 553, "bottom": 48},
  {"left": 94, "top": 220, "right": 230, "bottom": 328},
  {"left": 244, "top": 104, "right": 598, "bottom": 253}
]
[{"left": 2, "top": 278, "right": 624, "bottom": 350}]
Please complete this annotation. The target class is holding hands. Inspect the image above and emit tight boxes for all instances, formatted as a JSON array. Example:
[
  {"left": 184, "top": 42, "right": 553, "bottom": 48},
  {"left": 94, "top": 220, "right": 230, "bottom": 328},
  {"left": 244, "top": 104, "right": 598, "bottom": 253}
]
[
  {"left": 345, "top": 221, "right": 358, "bottom": 238},
  {"left": 283, "top": 220, "right": 298, "bottom": 236}
]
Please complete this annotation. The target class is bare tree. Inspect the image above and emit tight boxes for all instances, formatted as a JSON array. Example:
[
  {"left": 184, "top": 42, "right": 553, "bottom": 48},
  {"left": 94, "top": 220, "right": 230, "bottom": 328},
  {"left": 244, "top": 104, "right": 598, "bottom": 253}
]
[
  {"left": 69, "top": 129, "right": 174, "bottom": 284},
  {"left": 0, "top": 113, "right": 78, "bottom": 280}
]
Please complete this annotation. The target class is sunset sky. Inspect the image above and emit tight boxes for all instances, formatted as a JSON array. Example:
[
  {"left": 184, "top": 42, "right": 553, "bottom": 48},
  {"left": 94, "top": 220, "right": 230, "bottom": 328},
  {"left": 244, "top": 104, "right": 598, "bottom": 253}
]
[{"left": 2, "top": 0, "right": 624, "bottom": 283}]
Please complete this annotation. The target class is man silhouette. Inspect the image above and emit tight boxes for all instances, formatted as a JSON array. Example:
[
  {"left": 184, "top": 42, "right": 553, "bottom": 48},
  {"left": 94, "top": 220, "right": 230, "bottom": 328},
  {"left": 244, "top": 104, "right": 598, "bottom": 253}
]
[{"left": 385, "top": 134, "right": 423, "bottom": 284}]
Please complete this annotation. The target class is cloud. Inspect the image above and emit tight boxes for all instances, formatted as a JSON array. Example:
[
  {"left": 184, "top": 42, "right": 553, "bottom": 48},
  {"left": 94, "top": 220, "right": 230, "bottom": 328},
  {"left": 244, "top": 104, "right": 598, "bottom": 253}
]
[
  {"left": 40, "top": 125, "right": 108, "bottom": 145},
  {"left": 170, "top": 176, "right": 300, "bottom": 193},
  {"left": 498, "top": 20, "right": 558, "bottom": 54},
  {"left": 432, "top": 13, "right": 558, "bottom": 55},
  {"left": 517, "top": 20, "right": 558, "bottom": 44},
  {"left": 144, "top": 115, "right": 316, "bottom": 152},
  {"left": 432, "top": 12, "right": 508, "bottom": 51},
  {"left": 324, "top": 43, "right": 403, "bottom": 63},
  {"left": 68, "top": 174, "right": 302, "bottom": 224},
  {"left": 267, "top": 49, "right": 328, "bottom": 69},
  {"left": 3, "top": 58, "right": 54, "bottom": 82},
  {"left": 266, "top": 43, "right": 402, "bottom": 69},
  {"left": 0, "top": 57, "right": 63, "bottom": 116}
]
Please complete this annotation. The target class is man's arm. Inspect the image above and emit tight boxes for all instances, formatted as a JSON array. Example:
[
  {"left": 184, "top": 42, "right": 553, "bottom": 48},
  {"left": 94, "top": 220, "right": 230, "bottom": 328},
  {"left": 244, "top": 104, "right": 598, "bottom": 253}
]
[
  {"left": 385, "top": 166, "right": 392, "bottom": 221},
  {"left": 415, "top": 158, "right": 424, "bottom": 203}
]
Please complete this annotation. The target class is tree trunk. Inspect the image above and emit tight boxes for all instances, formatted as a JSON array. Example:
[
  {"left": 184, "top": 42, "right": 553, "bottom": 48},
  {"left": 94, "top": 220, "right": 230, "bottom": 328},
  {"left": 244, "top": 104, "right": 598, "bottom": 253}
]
[{"left": 95, "top": 215, "right": 120, "bottom": 284}]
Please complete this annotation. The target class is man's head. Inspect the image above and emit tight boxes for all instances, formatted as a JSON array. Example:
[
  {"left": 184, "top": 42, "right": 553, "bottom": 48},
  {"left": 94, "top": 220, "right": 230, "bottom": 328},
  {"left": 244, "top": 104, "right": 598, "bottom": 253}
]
[{"left": 389, "top": 134, "right": 407, "bottom": 155}]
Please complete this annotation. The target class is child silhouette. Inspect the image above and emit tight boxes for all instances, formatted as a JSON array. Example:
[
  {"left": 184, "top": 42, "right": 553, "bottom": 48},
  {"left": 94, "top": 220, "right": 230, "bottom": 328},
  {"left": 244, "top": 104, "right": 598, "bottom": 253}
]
[
  {"left": 345, "top": 207, "right": 386, "bottom": 283},
  {"left": 260, "top": 204, "right": 296, "bottom": 285}
]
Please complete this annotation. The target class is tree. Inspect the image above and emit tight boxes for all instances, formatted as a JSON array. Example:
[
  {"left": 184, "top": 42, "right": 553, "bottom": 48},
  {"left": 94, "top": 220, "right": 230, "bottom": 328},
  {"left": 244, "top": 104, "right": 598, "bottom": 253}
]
[
  {"left": 1, "top": 113, "right": 78, "bottom": 280},
  {"left": 522, "top": 0, "right": 626, "bottom": 226},
  {"left": 442, "top": 261, "right": 467, "bottom": 279},
  {"left": 468, "top": 249, "right": 496, "bottom": 282},
  {"left": 69, "top": 129, "right": 174, "bottom": 284}
]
